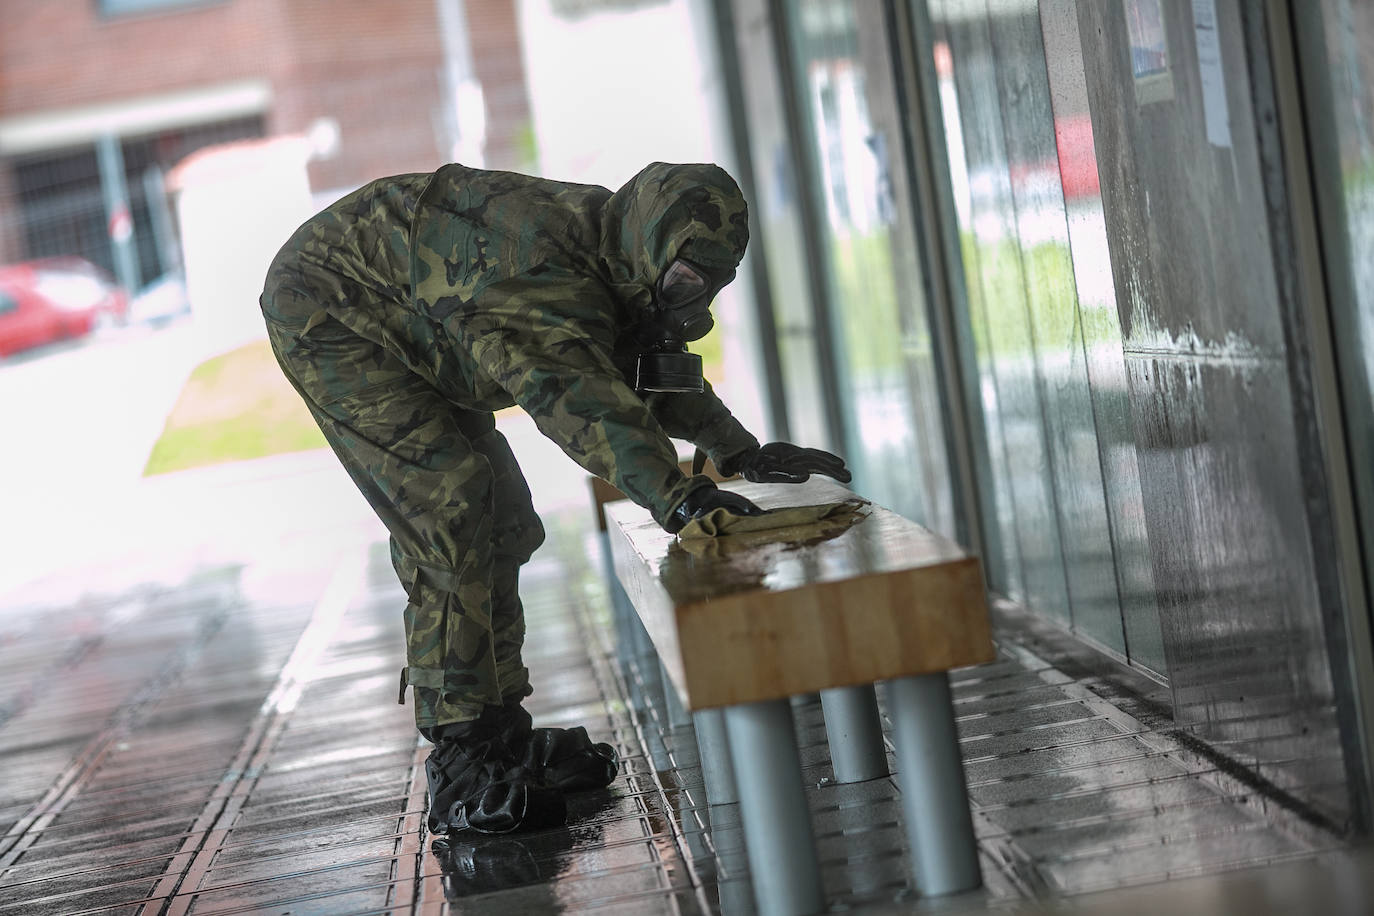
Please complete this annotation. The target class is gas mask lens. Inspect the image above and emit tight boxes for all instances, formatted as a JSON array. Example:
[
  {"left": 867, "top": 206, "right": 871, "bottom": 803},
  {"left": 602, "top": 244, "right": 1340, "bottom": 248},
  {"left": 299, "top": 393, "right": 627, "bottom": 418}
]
[
  {"left": 655, "top": 257, "right": 733, "bottom": 341},
  {"left": 658, "top": 259, "right": 708, "bottom": 305}
]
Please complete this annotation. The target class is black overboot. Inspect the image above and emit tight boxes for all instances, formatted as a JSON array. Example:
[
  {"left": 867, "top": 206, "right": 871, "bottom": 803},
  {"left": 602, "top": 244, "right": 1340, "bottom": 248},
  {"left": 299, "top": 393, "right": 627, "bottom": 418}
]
[
  {"left": 423, "top": 708, "right": 567, "bottom": 835},
  {"left": 491, "top": 696, "right": 619, "bottom": 792}
]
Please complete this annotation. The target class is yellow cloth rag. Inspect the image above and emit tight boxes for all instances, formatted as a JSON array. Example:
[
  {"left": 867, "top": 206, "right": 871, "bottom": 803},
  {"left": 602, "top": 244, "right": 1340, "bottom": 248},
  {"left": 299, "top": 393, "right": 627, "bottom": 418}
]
[{"left": 676, "top": 499, "right": 870, "bottom": 539}]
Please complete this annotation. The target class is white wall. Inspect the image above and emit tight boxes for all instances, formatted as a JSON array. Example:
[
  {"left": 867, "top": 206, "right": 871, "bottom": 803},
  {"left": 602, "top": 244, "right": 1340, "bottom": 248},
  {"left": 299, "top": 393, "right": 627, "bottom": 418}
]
[
  {"left": 171, "top": 137, "right": 315, "bottom": 359},
  {"left": 518, "top": 0, "right": 772, "bottom": 454}
]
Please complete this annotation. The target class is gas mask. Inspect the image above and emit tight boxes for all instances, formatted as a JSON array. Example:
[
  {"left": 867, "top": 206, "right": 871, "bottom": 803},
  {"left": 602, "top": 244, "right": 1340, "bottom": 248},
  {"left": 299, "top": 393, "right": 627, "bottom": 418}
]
[{"left": 634, "top": 257, "right": 736, "bottom": 393}]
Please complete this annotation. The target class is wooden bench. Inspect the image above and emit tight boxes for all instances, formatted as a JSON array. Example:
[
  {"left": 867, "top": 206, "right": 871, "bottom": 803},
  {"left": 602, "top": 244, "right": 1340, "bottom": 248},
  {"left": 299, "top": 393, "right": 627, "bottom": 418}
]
[{"left": 604, "top": 477, "right": 994, "bottom": 915}]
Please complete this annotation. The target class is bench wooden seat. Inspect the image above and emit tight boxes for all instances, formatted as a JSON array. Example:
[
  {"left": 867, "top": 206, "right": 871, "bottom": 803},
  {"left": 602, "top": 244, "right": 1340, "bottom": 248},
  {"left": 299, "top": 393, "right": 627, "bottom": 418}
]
[
  {"left": 604, "top": 477, "right": 994, "bottom": 915},
  {"left": 607, "top": 478, "right": 992, "bottom": 708}
]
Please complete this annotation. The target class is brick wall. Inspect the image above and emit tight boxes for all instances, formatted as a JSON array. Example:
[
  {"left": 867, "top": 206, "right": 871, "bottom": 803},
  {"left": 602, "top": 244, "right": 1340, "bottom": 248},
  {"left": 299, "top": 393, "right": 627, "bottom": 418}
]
[
  {"left": 0, "top": 0, "right": 293, "bottom": 114},
  {"left": 0, "top": 0, "right": 532, "bottom": 192},
  {"left": 468, "top": 0, "right": 535, "bottom": 173},
  {"left": 269, "top": 1, "right": 447, "bottom": 189}
]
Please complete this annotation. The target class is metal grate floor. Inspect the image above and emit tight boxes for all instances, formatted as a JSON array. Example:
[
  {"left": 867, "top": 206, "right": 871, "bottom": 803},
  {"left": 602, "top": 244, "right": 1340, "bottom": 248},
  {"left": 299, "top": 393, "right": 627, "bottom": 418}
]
[{"left": 1, "top": 492, "right": 1369, "bottom": 915}]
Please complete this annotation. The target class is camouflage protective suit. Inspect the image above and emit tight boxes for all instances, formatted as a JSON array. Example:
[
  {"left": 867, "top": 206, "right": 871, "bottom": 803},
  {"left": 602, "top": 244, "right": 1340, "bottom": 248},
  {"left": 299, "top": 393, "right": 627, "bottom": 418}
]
[{"left": 260, "top": 162, "right": 759, "bottom": 730}]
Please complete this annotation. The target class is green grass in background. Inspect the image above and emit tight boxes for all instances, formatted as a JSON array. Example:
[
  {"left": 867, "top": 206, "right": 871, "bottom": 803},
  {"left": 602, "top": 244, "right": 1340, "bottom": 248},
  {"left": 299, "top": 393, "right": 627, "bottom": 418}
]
[
  {"left": 959, "top": 232, "right": 1108, "bottom": 357},
  {"left": 143, "top": 339, "right": 326, "bottom": 476},
  {"left": 142, "top": 330, "right": 726, "bottom": 478}
]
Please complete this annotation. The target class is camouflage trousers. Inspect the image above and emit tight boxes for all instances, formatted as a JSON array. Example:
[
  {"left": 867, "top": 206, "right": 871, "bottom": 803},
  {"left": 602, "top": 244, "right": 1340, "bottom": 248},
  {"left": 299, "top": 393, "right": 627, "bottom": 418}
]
[{"left": 261, "top": 286, "right": 545, "bottom": 729}]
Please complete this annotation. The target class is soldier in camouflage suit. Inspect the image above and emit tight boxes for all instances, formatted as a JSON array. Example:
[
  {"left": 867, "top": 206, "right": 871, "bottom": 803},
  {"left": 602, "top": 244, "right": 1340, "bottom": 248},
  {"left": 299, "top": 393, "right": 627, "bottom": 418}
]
[{"left": 260, "top": 161, "right": 849, "bottom": 834}]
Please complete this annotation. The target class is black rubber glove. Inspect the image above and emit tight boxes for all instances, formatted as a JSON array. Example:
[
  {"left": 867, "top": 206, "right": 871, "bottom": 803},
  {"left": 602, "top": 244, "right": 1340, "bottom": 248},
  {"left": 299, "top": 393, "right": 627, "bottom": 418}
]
[
  {"left": 724, "top": 442, "right": 852, "bottom": 485},
  {"left": 665, "top": 484, "right": 764, "bottom": 534}
]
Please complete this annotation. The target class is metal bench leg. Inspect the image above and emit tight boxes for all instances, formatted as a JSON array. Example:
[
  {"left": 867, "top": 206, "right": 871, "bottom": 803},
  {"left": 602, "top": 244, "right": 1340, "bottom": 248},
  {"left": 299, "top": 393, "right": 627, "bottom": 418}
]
[
  {"left": 724, "top": 699, "right": 825, "bottom": 916},
  {"left": 819, "top": 684, "right": 888, "bottom": 782},
  {"left": 693, "top": 708, "right": 737, "bottom": 804},
  {"left": 703, "top": 802, "right": 754, "bottom": 916},
  {"left": 884, "top": 673, "right": 981, "bottom": 897}
]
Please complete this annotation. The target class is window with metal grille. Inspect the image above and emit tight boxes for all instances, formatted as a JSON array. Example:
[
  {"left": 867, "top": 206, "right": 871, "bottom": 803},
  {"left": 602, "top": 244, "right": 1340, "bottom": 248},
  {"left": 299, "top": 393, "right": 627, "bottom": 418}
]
[
  {"left": 99, "top": 0, "right": 220, "bottom": 17},
  {"left": 4, "top": 115, "right": 263, "bottom": 288}
]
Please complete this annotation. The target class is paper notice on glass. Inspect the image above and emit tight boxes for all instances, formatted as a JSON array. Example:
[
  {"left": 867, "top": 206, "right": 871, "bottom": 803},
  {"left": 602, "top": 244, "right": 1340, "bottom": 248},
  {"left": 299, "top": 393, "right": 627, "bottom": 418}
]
[{"left": 1193, "top": 0, "right": 1231, "bottom": 148}]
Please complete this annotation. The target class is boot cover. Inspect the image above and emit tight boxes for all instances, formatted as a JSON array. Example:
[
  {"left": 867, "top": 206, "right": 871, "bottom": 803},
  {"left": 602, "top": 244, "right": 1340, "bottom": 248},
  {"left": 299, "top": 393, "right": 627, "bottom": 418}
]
[
  {"left": 495, "top": 701, "right": 619, "bottom": 792},
  {"left": 424, "top": 727, "right": 566, "bottom": 835}
]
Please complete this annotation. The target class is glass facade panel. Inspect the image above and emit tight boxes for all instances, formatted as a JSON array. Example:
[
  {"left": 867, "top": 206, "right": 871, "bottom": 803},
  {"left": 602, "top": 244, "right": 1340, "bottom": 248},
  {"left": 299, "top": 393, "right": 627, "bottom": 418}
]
[
  {"left": 1320, "top": 1, "right": 1374, "bottom": 407},
  {"left": 917, "top": 0, "right": 1357, "bottom": 825},
  {"left": 930, "top": 0, "right": 1073, "bottom": 621},
  {"left": 918, "top": 4, "right": 1363, "bottom": 822},
  {"left": 728, "top": 0, "right": 1370, "bottom": 828},
  {"left": 1071, "top": 0, "right": 1354, "bottom": 823},
  {"left": 987, "top": 2, "right": 1127, "bottom": 654},
  {"left": 1040, "top": 0, "right": 1163, "bottom": 670},
  {"left": 732, "top": 0, "right": 834, "bottom": 452},
  {"left": 780, "top": 0, "right": 955, "bottom": 532},
  {"left": 1310, "top": 0, "right": 1374, "bottom": 675}
]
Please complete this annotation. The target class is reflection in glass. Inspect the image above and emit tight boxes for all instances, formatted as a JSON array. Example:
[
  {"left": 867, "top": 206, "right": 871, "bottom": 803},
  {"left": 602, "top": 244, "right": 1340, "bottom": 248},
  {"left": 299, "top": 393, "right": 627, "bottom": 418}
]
[
  {"left": 924, "top": 0, "right": 1166, "bottom": 670},
  {"left": 784, "top": 0, "right": 955, "bottom": 534},
  {"left": 733, "top": 0, "right": 834, "bottom": 453},
  {"left": 930, "top": 0, "right": 1072, "bottom": 623},
  {"left": 1041, "top": 0, "right": 1163, "bottom": 671},
  {"left": 431, "top": 788, "right": 618, "bottom": 905},
  {"left": 1313, "top": 0, "right": 1374, "bottom": 638},
  {"left": 1068, "top": 0, "right": 1352, "bottom": 826}
]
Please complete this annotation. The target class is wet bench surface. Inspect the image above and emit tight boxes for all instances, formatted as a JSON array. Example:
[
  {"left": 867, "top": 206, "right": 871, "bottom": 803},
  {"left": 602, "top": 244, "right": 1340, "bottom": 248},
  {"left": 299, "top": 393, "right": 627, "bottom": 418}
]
[{"left": 605, "top": 477, "right": 995, "bottom": 915}]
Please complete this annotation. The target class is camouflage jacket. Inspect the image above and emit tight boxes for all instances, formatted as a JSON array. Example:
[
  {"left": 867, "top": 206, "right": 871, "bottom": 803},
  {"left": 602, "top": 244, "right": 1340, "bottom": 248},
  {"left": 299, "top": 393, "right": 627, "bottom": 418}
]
[{"left": 268, "top": 162, "right": 759, "bottom": 527}]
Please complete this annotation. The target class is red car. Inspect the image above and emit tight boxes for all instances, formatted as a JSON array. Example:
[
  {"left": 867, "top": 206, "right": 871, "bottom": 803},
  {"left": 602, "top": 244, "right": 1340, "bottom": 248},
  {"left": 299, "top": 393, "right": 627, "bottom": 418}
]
[{"left": 0, "top": 258, "right": 129, "bottom": 357}]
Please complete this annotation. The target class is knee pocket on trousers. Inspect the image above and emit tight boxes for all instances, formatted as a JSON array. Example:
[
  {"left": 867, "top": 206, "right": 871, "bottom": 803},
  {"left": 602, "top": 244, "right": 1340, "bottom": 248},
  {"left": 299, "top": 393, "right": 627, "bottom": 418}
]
[{"left": 494, "top": 511, "right": 545, "bottom": 563}]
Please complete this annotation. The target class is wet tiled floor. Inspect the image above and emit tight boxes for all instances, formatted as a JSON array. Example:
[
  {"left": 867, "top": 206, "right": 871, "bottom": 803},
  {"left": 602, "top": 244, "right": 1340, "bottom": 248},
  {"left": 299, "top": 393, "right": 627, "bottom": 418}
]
[{"left": 2, "top": 457, "right": 1372, "bottom": 915}]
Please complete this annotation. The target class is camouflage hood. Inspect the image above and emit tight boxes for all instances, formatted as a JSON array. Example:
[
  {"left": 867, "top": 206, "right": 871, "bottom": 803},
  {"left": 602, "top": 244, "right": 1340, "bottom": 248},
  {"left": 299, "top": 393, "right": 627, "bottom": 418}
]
[{"left": 598, "top": 162, "right": 749, "bottom": 315}]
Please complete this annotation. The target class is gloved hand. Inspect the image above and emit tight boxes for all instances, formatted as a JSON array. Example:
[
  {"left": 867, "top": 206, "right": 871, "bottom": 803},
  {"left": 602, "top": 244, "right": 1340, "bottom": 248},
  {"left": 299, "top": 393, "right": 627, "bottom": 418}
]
[
  {"left": 665, "top": 484, "right": 764, "bottom": 534},
  {"left": 724, "top": 442, "right": 852, "bottom": 485}
]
